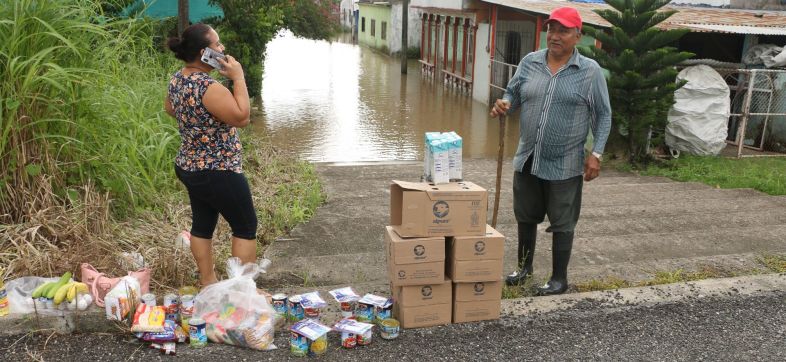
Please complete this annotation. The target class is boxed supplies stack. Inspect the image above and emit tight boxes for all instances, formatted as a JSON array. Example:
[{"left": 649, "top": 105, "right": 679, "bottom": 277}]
[
  {"left": 388, "top": 178, "right": 499, "bottom": 328},
  {"left": 385, "top": 226, "right": 450, "bottom": 328},
  {"left": 447, "top": 225, "right": 504, "bottom": 323}
]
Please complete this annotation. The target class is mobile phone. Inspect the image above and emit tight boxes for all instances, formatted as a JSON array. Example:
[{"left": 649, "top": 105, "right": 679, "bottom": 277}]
[{"left": 201, "top": 47, "right": 226, "bottom": 70}]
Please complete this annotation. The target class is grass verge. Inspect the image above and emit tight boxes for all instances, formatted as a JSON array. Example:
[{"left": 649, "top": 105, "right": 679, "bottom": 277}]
[{"left": 617, "top": 155, "right": 786, "bottom": 196}]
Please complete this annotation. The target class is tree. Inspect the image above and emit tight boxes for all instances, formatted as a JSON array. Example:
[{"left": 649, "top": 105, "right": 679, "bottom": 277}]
[
  {"left": 579, "top": 0, "right": 693, "bottom": 164},
  {"left": 209, "top": 0, "right": 338, "bottom": 99}
]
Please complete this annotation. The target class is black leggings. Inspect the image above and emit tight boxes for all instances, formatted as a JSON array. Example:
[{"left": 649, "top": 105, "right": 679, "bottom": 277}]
[{"left": 175, "top": 165, "right": 258, "bottom": 240}]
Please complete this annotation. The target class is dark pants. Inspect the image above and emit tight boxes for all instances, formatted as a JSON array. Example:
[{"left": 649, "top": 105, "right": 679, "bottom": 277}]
[
  {"left": 175, "top": 165, "right": 258, "bottom": 240},
  {"left": 513, "top": 158, "right": 583, "bottom": 235},
  {"left": 512, "top": 158, "right": 582, "bottom": 280}
]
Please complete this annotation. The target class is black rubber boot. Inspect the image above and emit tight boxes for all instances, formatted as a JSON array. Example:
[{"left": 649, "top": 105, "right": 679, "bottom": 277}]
[
  {"left": 536, "top": 231, "right": 573, "bottom": 296},
  {"left": 505, "top": 223, "right": 537, "bottom": 286}
]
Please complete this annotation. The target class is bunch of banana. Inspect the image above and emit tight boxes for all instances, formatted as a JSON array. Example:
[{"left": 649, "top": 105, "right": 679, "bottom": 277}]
[
  {"left": 53, "top": 281, "right": 89, "bottom": 305},
  {"left": 31, "top": 271, "right": 72, "bottom": 299}
]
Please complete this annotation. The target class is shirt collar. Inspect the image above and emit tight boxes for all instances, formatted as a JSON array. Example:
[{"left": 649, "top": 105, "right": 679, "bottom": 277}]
[{"left": 536, "top": 48, "right": 582, "bottom": 69}]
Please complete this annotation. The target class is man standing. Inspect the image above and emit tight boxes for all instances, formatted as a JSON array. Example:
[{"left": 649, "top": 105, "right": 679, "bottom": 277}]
[{"left": 490, "top": 7, "right": 611, "bottom": 295}]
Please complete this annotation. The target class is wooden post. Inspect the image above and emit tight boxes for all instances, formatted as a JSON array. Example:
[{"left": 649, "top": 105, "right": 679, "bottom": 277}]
[
  {"left": 534, "top": 16, "right": 542, "bottom": 51},
  {"left": 443, "top": 16, "right": 450, "bottom": 71},
  {"left": 401, "top": 0, "right": 409, "bottom": 74},
  {"left": 452, "top": 17, "right": 459, "bottom": 74},
  {"left": 421, "top": 13, "right": 426, "bottom": 61},
  {"left": 461, "top": 18, "right": 469, "bottom": 77},
  {"left": 178, "top": 0, "right": 189, "bottom": 36},
  {"left": 427, "top": 15, "right": 433, "bottom": 64}
]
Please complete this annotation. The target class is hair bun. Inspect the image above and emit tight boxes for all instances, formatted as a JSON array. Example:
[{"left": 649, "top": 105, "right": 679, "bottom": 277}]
[{"left": 166, "top": 37, "right": 182, "bottom": 53}]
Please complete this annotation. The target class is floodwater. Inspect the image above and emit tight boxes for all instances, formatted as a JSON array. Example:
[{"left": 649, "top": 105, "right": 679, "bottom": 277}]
[{"left": 253, "top": 31, "right": 520, "bottom": 163}]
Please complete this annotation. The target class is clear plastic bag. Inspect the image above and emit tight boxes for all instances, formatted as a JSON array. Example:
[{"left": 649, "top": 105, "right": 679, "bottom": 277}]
[
  {"left": 193, "top": 257, "right": 277, "bottom": 350},
  {"left": 6, "top": 277, "right": 58, "bottom": 315}
]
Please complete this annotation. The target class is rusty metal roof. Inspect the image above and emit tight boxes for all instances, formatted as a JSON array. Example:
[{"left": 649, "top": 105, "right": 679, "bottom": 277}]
[{"left": 483, "top": 0, "right": 786, "bottom": 35}]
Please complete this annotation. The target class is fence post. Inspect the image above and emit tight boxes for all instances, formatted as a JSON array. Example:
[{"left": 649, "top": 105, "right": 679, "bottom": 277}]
[{"left": 737, "top": 69, "right": 756, "bottom": 158}]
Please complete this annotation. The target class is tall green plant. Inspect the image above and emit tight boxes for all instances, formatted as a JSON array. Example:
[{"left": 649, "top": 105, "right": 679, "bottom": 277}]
[
  {"left": 0, "top": 0, "right": 181, "bottom": 220},
  {"left": 579, "top": 0, "right": 693, "bottom": 164}
]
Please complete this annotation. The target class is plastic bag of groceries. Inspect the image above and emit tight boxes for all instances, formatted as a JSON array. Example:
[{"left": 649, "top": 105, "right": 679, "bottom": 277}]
[{"left": 193, "top": 257, "right": 277, "bottom": 350}]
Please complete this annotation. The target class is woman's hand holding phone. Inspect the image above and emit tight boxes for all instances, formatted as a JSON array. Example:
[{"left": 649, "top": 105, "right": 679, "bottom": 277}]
[{"left": 217, "top": 55, "right": 244, "bottom": 82}]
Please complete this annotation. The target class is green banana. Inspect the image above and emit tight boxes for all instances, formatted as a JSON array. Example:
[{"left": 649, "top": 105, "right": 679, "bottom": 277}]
[
  {"left": 45, "top": 271, "right": 72, "bottom": 299},
  {"left": 32, "top": 282, "right": 54, "bottom": 298},
  {"left": 54, "top": 281, "right": 75, "bottom": 305}
]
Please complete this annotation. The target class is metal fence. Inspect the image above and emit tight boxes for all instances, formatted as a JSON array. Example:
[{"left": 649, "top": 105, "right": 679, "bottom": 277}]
[{"left": 490, "top": 61, "right": 786, "bottom": 158}]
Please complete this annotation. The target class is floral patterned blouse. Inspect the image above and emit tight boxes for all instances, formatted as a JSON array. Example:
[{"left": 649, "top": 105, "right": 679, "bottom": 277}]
[{"left": 168, "top": 71, "right": 243, "bottom": 173}]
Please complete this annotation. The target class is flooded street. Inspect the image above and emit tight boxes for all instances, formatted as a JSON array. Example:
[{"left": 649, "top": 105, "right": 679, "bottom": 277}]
[{"left": 253, "top": 31, "right": 519, "bottom": 163}]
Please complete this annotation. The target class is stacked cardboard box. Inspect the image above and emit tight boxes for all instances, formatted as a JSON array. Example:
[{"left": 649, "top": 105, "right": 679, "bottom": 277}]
[
  {"left": 387, "top": 180, "right": 502, "bottom": 328},
  {"left": 447, "top": 225, "right": 504, "bottom": 323}
]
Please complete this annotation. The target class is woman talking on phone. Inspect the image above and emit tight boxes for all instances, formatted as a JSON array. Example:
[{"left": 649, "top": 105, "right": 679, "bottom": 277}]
[{"left": 164, "top": 23, "right": 256, "bottom": 287}]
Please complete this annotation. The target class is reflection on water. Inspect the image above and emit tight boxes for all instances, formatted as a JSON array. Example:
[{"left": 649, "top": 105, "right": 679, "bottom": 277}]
[{"left": 254, "top": 31, "right": 519, "bottom": 163}]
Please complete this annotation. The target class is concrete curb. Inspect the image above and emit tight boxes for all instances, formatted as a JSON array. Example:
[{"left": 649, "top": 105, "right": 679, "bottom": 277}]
[
  {"left": 1, "top": 273, "right": 783, "bottom": 336},
  {"left": 501, "top": 273, "right": 786, "bottom": 317}
]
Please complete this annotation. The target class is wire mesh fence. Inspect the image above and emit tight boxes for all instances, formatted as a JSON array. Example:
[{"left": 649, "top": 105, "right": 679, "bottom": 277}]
[{"left": 721, "top": 68, "right": 786, "bottom": 157}]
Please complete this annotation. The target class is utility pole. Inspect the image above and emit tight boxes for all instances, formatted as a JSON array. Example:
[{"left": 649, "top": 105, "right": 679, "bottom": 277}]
[
  {"left": 400, "top": 0, "right": 408, "bottom": 74},
  {"left": 178, "top": 0, "right": 189, "bottom": 36}
]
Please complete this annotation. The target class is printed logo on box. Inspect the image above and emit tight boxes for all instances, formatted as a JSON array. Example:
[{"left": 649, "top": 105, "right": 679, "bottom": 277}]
[
  {"left": 474, "top": 240, "right": 486, "bottom": 254},
  {"left": 421, "top": 286, "right": 433, "bottom": 298},
  {"left": 398, "top": 270, "right": 406, "bottom": 278},
  {"left": 474, "top": 282, "right": 485, "bottom": 294},
  {"left": 470, "top": 211, "right": 479, "bottom": 227},
  {"left": 414, "top": 245, "right": 426, "bottom": 258},
  {"left": 432, "top": 201, "right": 450, "bottom": 218}
]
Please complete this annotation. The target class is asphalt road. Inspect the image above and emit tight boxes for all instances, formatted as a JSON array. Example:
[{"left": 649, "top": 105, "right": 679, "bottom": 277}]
[{"left": 2, "top": 291, "right": 784, "bottom": 361}]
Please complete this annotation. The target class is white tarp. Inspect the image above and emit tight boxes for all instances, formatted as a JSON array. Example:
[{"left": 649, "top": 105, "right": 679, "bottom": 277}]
[{"left": 666, "top": 65, "right": 730, "bottom": 156}]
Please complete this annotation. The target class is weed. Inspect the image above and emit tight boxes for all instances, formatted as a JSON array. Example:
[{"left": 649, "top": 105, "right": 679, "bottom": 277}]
[{"left": 757, "top": 254, "right": 786, "bottom": 273}]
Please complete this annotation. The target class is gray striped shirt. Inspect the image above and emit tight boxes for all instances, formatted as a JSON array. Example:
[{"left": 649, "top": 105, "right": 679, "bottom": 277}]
[{"left": 503, "top": 49, "right": 611, "bottom": 181}]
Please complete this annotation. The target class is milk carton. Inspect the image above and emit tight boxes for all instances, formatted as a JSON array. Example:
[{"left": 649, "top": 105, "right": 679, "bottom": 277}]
[
  {"left": 428, "top": 138, "right": 450, "bottom": 184},
  {"left": 424, "top": 132, "right": 441, "bottom": 181},
  {"left": 445, "top": 131, "right": 463, "bottom": 181}
]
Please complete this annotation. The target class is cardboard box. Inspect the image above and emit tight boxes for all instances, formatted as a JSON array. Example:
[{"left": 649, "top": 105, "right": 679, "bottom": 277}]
[
  {"left": 395, "top": 303, "right": 452, "bottom": 329},
  {"left": 448, "top": 259, "right": 504, "bottom": 282},
  {"left": 385, "top": 226, "right": 445, "bottom": 286},
  {"left": 449, "top": 225, "right": 505, "bottom": 261},
  {"left": 390, "top": 181, "right": 487, "bottom": 238},
  {"left": 453, "top": 280, "right": 503, "bottom": 302},
  {"left": 452, "top": 299, "right": 501, "bottom": 323},
  {"left": 393, "top": 278, "right": 452, "bottom": 307}
]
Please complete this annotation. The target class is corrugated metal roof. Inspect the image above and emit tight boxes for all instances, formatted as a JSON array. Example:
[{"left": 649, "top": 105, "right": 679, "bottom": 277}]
[{"left": 482, "top": 0, "right": 786, "bottom": 35}]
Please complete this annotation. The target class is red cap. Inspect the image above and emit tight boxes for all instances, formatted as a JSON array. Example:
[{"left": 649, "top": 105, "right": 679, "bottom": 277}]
[{"left": 545, "top": 7, "right": 583, "bottom": 31}]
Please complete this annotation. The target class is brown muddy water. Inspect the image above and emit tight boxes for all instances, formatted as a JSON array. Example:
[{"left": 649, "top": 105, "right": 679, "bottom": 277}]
[{"left": 252, "top": 31, "right": 520, "bottom": 163}]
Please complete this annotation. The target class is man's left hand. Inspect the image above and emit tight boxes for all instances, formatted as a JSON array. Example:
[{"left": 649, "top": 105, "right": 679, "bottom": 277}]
[{"left": 584, "top": 154, "right": 601, "bottom": 181}]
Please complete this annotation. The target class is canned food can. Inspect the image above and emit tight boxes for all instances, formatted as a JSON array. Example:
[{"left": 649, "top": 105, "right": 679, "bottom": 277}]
[
  {"left": 188, "top": 318, "right": 207, "bottom": 348},
  {"left": 339, "top": 301, "right": 354, "bottom": 318},
  {"left": 309, "top": 334, "right": 328, "bottom": 356},
  {"left": 141, "top": 293, "right": 156, "bottom": 306},
  {"left": 163, "top": 294, "right": 179, "bottom": 322},
  {"left": 357, "top": 328, "right": 373, "bottom": 346},
  {"left": 290, "top": 332, "right": 309, "bottom": 357},
  {"left": 304, "top": 307, "right": 320, "bottom": 320},
  {"left": 355, "top": 302, "right": 374, "bottom": 323},
  {"left": 375, "top": 304, "right": 392, "bottom": 323},
  {"left": 180, "top": 295, "right": 195, "bottom": 327},
  {"left": 380, "top": 318, "right": 400, "bottom": 340},
  {"left": 341, "top": 331, "right": 357, "bottom": 349},
  {"left": 288, "top": 296, "right": 304, "bottom": 322},
  {"left": 272, "top": 293, "right": 288, "bottom": 316}
]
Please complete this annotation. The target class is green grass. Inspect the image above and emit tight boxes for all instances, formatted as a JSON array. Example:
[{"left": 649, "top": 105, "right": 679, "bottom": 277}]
[
  {"left": 637, "top": 155, "right": 786, "bottom": 195},
  {"left": 758, "top": 254, "right": 786, "bottom": 273}
]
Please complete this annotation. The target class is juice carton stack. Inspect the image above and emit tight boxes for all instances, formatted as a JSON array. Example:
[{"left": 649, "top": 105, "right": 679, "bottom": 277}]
[
  {"left": 424, "top": 132, "right": 463, "bottom": 184},
  {"left": 388, "top": 133, "right": 503, "bottom": 328}
]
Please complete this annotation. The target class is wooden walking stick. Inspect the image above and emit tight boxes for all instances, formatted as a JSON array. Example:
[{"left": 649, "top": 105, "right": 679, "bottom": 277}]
[{"left": 492, "top": 114, "right": 506, "bottom": 228}]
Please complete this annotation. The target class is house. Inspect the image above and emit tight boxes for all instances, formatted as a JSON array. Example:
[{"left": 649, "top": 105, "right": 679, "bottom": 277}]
[
  {"left": 340, "top": 0, "right": 359, "bottom": 34},
  {"left": 466, "top": 0, "right": 786, "bottom": 105},
  {"left": 357, "top": 0, "right": 422, "bottom": 55},
  {"left": 122, "top": 0, "right": 224, "bottom": 23}
]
